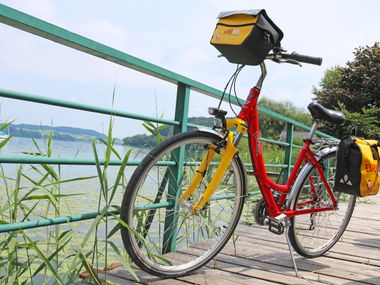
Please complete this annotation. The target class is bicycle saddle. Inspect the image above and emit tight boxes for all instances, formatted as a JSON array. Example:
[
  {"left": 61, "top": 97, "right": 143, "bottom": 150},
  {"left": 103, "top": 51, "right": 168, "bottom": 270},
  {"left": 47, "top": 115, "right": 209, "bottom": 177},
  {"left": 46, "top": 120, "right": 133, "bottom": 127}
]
[{"left": 307, "top": 102, "right": 346, "bottom": 125}]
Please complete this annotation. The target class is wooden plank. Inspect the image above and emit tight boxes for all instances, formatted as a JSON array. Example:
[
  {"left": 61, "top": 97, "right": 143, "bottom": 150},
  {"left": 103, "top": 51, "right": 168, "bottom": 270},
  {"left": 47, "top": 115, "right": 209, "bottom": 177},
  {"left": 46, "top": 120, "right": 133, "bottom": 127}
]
[
  {"left": 79, "top": 272, "right": 142, "bottom": 285},
  {"left": 234, "top": 228, "right": 380, "bottom": 268},
  {"left": 106, "top": 265, "right": 190, "bottom": 285},
  {"left": 204, "top": 252, "right": 329, "bottom": 285},
  {"left": 235, "top": 225, "right": 380, "bottom": 263},
  {"left": 218, "top": 236, "right": 380, "bottom": 284},
  {"left": 178, "top": 268, "right": 278, "bottom": 285},
  {"left": 203, "top": 248, "right": 367, "bottom": 285},
  {"left": 76, "top": 194, "right": 380, "bottom": 284}
]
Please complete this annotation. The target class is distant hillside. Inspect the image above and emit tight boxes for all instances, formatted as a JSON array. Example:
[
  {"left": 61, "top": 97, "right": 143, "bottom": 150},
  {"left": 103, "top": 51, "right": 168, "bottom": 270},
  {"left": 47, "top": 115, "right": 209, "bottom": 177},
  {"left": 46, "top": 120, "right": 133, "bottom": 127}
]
[
  {"left": 122, "top": 117, "right": 214, "bottom": 147},
  {"left": 122, "top": 98, "right": 312, "bottom": 147},
  {"left": 9, "top": 124, "right": 108, "bottom": 142}
]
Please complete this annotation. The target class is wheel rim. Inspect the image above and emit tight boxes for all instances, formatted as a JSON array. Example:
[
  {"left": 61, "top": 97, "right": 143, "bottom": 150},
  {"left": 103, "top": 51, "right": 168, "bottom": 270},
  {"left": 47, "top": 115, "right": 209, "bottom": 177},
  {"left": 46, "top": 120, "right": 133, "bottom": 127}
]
[
  {"left": 125, "top": 135, "right": 244, "bottom": 274},
  {"left": 292, "top": 153, "right": 355, "bottom": 255}
]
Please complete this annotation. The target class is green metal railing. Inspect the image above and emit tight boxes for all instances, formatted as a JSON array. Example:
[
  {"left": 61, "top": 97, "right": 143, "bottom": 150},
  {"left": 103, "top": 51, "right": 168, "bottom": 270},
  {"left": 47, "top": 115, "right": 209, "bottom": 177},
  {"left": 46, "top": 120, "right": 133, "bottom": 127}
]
[{"left": 0, "top": 3, "right": 333, "bottom": 235}]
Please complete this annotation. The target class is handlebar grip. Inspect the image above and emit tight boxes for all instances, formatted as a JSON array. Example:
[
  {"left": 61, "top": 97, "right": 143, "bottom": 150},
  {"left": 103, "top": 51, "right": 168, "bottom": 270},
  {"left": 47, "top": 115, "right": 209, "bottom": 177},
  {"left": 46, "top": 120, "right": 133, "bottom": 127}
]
[{"left": 283, "top": 52, "right": 323, "bottom": 66}]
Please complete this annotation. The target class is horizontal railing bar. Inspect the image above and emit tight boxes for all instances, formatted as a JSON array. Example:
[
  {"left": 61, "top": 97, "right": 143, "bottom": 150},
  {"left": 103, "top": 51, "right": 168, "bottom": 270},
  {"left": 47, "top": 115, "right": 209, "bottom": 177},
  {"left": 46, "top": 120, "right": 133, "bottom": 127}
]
[
  {"left": 121, "top": 191, "right": 264, "bottom": 212},
  {"left": 186, "top": 123, "right": 204, "bottom": 129},
  {"left": 0, "top": 4, "right": 336, "bottom": 236},
  {"left": 0, "top": 88, "right": 179, "bottom": 126},
  {"left": 292, "top": 144, "right": 303, "bottom": 149},
  {"left": 0, "top": 189, "right": 264, "bottom": 233},
  {"left": 211, "top": 191, "right": 261, "bottom": 202},
  {"left": 0, "top": 88, "right": 330, "bottom": 141},
  {"left": 0, "top": 157, "right": 287, "bottom": 170},
  {"left": 262, "top": 164, "right": 287, "bottom": 168},
  {"left": 247, "top": 191, "right": 261, "bottom": 196},
  {"left": 0, "top": 156, "right": 139, "bottom": 165},
  {"left": 0, "top": 155, "right": 288, "bottom": 169},
  {"left": 0, "top": 156, "right": 161, "bottom": 166},
  {"left": 260, "top": 137, "right": 289, "bottom": 146},
  {"left": 0, "top": 4, "right": 333, "bottom": 137},
  {"left": 135, "top": 202, "right": 173, "bottom": 211},
  {"left": 0, "top": 210, "right": 119, "bottom": 233},
  {"left": 0, "top": 4, "right": 229, "bottom": 105},
  {"left": 0, "top": 156, "right": 176, "bottom": 166},
  {"left": 178, "top": 123, "right": 291, "bottom": 147},
  {"left": 256, "top": 107, "right": 334, "bottom": 138},
  {"left": 244, "top": 162, "right": 287, "bottom": 168}
]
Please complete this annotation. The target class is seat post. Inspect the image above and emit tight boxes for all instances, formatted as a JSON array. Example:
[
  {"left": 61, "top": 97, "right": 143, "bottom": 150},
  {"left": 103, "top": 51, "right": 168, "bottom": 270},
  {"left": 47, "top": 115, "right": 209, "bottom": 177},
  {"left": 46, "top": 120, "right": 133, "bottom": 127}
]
[{"left": 307, "top": 121, "right": 318, "bottom": 141}]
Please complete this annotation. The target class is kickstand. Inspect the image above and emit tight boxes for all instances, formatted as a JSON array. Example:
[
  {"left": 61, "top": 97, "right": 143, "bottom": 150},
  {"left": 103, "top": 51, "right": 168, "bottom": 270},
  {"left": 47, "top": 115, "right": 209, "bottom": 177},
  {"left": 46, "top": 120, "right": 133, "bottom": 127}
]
[{"left": 285, "top": 225, "right": 300, "bottom": 277}]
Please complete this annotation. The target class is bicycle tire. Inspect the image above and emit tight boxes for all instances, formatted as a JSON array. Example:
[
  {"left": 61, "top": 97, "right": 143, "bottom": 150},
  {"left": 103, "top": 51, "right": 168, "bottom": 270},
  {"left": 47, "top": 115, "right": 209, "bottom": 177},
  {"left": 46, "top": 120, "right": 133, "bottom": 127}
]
[
  {"left": 120, "top": 130, "right": 246, "bottom": 277},
  {"left": 288, "top": 148, "right": 356, "bottom": 258}
]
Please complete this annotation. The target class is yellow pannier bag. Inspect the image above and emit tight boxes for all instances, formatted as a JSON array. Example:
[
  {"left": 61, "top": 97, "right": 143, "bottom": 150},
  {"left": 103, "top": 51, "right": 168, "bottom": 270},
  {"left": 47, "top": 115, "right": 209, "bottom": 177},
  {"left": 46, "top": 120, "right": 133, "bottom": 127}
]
[
  {"left": 210, "top": 9, "right": 283, "bottom": 65},
  {"left": 335, "top": 136, "right": 380, "bottom": 197}
]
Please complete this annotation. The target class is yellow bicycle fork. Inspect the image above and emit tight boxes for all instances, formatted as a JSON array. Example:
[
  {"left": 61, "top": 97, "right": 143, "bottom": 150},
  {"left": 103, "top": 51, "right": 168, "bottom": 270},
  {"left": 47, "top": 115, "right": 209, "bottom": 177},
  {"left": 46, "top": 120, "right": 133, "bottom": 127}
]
[{"left": 178, "top": 118, "right": 247, "bottom": 214}]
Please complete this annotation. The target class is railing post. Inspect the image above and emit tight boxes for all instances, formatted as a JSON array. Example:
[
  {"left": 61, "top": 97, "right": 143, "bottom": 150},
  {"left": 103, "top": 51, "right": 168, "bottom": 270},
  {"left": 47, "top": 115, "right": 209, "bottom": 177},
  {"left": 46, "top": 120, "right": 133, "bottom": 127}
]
[
  {"left": 172, "top": 83, "right": 190, "bottom": 134},
  {"left": 162, "top": 83, "right": 190, "bottom": 253},
  {"left": 283, "top": 123, "right": 294, "bottom": 183}
]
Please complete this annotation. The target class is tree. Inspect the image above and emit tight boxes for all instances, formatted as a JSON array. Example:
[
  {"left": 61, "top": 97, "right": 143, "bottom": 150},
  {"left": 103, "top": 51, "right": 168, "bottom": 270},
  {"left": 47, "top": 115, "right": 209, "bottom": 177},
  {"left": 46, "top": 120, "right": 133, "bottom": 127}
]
[
  {"left": 258, "top": 97, "right": 312, "bottom": 139},
  {"left": 313, "top": 42, "right": 380, "bottom": 138}
]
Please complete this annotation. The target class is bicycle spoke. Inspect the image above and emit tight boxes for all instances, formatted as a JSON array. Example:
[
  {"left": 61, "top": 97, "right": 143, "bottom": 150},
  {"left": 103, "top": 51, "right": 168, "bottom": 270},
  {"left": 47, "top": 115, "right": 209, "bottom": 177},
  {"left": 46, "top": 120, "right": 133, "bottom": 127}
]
[
  {"left": 289, "top": 150, "right": 356, "bottom": 257},
  {"left": 121, "top": 131, "right": 245, "bottom": 276}
]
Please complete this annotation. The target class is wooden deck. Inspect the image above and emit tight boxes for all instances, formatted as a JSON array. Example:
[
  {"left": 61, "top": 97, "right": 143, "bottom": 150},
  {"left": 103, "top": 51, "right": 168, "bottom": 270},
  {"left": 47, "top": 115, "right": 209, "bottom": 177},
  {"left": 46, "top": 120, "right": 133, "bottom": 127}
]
[{"left": 78, "top": 195, "right": 380, "bottom": 285}]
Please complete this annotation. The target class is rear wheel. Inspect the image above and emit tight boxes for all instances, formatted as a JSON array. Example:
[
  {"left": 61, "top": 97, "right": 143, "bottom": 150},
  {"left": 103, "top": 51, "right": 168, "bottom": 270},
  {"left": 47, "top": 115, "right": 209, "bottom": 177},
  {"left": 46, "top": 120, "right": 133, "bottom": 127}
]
[
  {"left": 288, "top": 149, "right": 356, "bottom": 257},
  {"left": 120, "top": 130, "right": 246, "bottom": 277}
]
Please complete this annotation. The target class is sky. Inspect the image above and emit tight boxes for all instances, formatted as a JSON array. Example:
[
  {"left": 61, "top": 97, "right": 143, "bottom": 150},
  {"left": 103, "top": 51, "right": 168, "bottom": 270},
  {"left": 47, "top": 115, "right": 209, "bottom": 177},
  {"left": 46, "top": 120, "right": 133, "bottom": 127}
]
[{"left": 0, "top": 0, "right": 379, "bottom": 138}]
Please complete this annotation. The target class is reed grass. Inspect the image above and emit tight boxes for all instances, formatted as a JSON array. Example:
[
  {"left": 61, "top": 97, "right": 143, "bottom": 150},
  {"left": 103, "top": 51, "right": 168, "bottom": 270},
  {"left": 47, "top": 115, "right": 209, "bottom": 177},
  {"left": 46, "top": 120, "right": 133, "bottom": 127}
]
[
  {"left": 0, "top": 116, "right": 138, "bottom": 284},
  {"left": 0, "top": 107, "right": 304, "bottom": 284}
]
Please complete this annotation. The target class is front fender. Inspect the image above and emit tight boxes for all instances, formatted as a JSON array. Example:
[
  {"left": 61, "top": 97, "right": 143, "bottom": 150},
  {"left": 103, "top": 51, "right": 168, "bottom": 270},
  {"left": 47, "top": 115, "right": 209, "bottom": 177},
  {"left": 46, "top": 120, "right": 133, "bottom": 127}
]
[{"left": 195, "top": 127, "right": 225, "bottom": 138}]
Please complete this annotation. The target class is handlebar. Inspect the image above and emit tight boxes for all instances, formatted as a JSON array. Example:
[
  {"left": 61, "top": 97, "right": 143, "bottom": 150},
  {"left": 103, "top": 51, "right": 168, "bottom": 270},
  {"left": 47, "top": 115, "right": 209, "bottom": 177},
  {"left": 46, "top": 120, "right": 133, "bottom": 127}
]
[
  {"left": 267, "top": 51, "right": 323, "bottom": 66},
  {"left": 282, "top": 52, "right": 322, "bottom": 66}
]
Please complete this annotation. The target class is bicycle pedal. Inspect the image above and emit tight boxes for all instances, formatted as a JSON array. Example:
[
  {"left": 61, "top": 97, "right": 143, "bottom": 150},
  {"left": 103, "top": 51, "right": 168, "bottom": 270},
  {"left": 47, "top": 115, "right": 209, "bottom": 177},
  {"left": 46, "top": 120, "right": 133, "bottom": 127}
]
[{"left": 268, "top": 218, "right": 284, "bottom": 235}]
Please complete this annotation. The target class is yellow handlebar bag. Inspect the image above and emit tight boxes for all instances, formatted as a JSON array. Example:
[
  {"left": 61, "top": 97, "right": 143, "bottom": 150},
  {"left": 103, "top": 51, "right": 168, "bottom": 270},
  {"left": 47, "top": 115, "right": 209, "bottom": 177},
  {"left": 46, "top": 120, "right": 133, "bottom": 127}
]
[
  {"left": 210, "top": 9, "right": 283, "bottom": 66},
  {"left": 335, "top": 136, "right": 380, "bottom": 197}
]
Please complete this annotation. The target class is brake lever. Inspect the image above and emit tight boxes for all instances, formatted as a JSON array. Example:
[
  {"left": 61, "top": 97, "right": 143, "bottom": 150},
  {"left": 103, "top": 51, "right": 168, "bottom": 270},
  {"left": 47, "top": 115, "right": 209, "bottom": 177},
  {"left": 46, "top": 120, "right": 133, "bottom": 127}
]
[
  {"left": 272, "top": 58, "right": 302, "bottom": 67},
  {"left": 283, "top": 59, "right": 302, "bottom": 67}
]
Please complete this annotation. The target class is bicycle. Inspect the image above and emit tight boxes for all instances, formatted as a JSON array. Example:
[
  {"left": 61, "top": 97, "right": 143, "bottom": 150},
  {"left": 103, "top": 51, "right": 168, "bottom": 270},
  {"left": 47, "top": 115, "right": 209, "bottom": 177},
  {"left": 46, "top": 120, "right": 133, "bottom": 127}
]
[{"left": 119, "top": 50, "right": 356, "bottom": 277}]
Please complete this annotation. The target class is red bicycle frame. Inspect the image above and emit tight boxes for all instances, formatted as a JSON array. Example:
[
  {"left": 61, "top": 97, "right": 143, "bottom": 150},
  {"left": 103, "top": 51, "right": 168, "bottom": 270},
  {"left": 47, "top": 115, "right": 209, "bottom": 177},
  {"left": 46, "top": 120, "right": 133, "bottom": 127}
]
[{"left": 237, "top": 70, "right": 337, "bottom": 219}]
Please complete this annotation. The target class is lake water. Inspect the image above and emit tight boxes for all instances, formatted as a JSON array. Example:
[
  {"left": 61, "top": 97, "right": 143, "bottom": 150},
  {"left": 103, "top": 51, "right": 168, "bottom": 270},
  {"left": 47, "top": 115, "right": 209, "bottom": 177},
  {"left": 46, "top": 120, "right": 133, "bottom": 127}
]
[
  {"left": 0, "top": 137, "right": 156, "bottom": 283},
  {"left": 0, "top": 136, "right": 147, "bottom": 216},
  {"left": 0, "top": 137, "right": 257, "bottom": 284}
]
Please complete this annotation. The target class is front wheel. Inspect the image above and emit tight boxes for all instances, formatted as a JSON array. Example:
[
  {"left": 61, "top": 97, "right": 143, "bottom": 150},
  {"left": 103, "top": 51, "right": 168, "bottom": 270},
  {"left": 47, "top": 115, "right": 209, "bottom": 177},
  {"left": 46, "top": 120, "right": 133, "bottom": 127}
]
[
  {"left": 120, "top": 130, "right": 246, "bottom": 277},
  {"left": 288, "top": 148, "right": 356, "bottom": 258}
]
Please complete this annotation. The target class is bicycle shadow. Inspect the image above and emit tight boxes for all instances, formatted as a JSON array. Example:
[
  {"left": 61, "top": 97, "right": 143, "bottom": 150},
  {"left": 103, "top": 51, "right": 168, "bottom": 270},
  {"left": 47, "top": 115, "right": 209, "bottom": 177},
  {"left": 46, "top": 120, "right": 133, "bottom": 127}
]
[
  {"left": 343, "top": 277, "right": 380, "bottom": 285},
  {"left": 352, "top": 237, "right": 380, "bottom": 248},
  {"left": 217, "top": 248, "right": 380, "bottom": 284},
  {"left": 216, "top": 250, "right": 330, "bottom": 272}
]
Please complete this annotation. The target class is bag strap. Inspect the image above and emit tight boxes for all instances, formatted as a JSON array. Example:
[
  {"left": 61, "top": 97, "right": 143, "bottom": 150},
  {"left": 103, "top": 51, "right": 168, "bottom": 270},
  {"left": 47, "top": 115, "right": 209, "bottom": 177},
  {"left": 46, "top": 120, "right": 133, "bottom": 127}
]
[
  {"left": 367, "top": 140, "right": 380, "bottom": 191},
  {"left": 374, "top": 148, "right": 380, "bottom": 191},
  {"left": 376, "top": 141, "right": 380, "bottom": 178},
  {"left": 365, "top": 140, "right": 380, "bottom": 160},
  {"left": 341, "top": 137, "right": 354, "bottom": 171}
]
